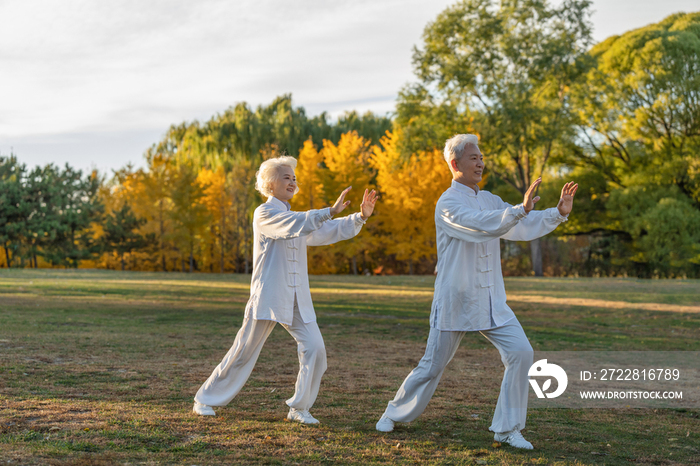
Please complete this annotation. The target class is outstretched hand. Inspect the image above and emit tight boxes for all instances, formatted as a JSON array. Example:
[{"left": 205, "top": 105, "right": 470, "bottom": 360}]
[
  {"left": 360, "top": 189, "right": 379, "bottom": 220},
  {"left": 557, "top": 181, "right": 578, "bottom": 216},
  {"left": 330, "top": 186, "right": 352, "bottom": 216},
  {"left": 523, "top": 177, "right": 542, "bottom": 213}
]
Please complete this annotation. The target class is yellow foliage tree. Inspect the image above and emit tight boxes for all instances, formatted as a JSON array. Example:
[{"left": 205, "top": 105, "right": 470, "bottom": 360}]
[
  {"left": 291, "top": 138, "right": 326, "bottom": 211},
  {"left": 197, "top": 166, "right": 231, "bottom": 273},
  {"left": 92, "top": 165, "right": 148, "bottom": 271},
  {"left": 228, "top": 157, "right": 259, "bottom": 273},
  {"left": 371, "top": 130, "right": 452, "bottom": 273},
  {"left": 318, "top": 131, "right": 375, "bottom": 274},
  {"left": 137, "top": 153, "right": 175, "bottom": 271}
]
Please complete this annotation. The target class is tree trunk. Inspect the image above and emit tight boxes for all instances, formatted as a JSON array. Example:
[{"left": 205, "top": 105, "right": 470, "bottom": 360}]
[
  {"left": 244, "top": 223, "right": 250, "bottom": 274},
  {"left": 181, "top": 258, "right": 186, "bottom": 273},
  {"left": 189, "top": 252, "right": 194, "bottom": 273},
  {"left": 220, "top": 204, "right": 225, "bottom": 274},
  {"left": 3, "top": 245, "right": 10, "bottom": 267},
  {"left": 530, "top": 238, "right": 543, "bottom": 277},
  {"left": 121, "top": 253, "right": 125, "bottom": 271},
  {"left": 351, "top": 256, "right": 358, "bottom": 275},
  {"left": 33, "top": 252, "right": 38, "bottom": 268},
  {"left": 160, "top": 199, "right": 166, "bottom": 272},
  {"left": 408, "top": 259, "right": 414, "bottom": 275}
]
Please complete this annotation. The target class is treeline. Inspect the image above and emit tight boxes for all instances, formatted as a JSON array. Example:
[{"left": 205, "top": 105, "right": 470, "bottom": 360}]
[
  {"left": 0, "top": 96, "right": 402, "bottom": 274},
  {"left": 0, "top": 125, "right": 450, "bottom": 275},
  {"left": 0, "top": 161, "right": 100, "bottom": 268},
  {"left": 2, "top": 3, "right": 699, "bottom": 278}
]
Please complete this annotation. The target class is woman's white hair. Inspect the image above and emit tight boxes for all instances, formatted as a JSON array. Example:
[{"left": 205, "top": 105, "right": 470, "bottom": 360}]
[
  {"left": 444, "top": 134, "right": 479, "bottom": 168},
  {"left": 254, "top": 155, "right": 299, "bottom": 197}
]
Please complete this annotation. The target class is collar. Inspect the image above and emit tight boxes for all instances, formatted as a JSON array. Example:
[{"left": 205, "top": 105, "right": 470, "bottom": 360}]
[
  {"left": 451, "top": 180, "right": 479, "bottom": 197},
  {"left": 267, "top": 196, "right": 291, "bottom": 211}
]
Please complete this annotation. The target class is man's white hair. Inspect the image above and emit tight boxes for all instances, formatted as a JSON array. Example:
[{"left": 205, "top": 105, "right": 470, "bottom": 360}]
[
  {"left": 255, "top": 155, "right": 299, "bottom": 197},
  {"left": 444, "top": 134, "right": 479, "bottom": 168}
]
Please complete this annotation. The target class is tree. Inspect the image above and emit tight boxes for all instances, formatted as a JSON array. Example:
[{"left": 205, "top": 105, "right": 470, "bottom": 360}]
[
  {"left": 0, "top": 155, "right": 26, "bottom": 267},
  {"left": 40, "top": 165, "right": 103, "bottom": 268},
  {"left": 139, "top": 152, "right": 175, "bottom": 271},
  {"left": 568, "top": 12, "right": 700, "bottom": 276},
  {"left": 198, "top": 166, "right": 232, "bottom": 273},
  {"left": 399, "top": 0, "right": 593, "bottom": 275},
  {"left": 320, "top": 131, "right": 375, "bottom": 274},
  {"left": 100, "top": 204, "right": 148, "bottom": 271},
  {"left": 227, "top": 157, "right": 258, "bottom": 273},
  {"left": 169, "top": 163, "right": 211, "bottom": 273},
  {"left": 574, "top": 12, "right": 700, "bottom": 197},
  {"left": 291, "top": 138, "right": 326, "bottom": 211}
]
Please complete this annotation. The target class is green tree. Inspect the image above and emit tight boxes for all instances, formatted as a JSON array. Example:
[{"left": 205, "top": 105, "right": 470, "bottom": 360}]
[
  {"left": 568, "top": 12, "right": 700, "bottom": 276},
  {"left": 574, "top": 12, "right": 700, "bottom": 197},
  {"left": 100, "top": 204, "right": 148, "bottom": 271},
  {"left": 40, "top": 165, "right": 103, "bottom": 268},
  {"left": 0, "top": 155, "right": 26, "bottom": 267},
  {"left": 399, "top": 0, "right": 593, "bottom": 275}
]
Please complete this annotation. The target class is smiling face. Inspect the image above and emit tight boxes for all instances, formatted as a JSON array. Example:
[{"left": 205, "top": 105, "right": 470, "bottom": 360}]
[
  {"left": 451, "top": 143, "right": 484, "bottom": 190},
  {"left": 270, "top": 165, "right": 297, "bottom": 202}
]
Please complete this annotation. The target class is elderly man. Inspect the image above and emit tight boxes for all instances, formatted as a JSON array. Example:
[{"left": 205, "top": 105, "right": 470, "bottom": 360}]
[{"left": 375, "top": 134, "right": 577, "bottom": 449}]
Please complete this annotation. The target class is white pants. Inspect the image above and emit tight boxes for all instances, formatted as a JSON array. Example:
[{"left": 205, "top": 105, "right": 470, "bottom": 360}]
[
  {"left": 384, "top": 318, "right": 533, "bottom": 433},
  {"left": 195, "top": 298, "right": 327, "bottom": 411}
]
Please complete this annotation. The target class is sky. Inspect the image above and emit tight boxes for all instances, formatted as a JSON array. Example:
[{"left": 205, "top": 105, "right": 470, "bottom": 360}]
[{"left": 0, "top": 0, "right": 697, "bottom": 175}]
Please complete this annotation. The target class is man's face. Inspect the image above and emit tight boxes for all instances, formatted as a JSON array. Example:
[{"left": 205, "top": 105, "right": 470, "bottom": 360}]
[{"left": 453, "top": 143, "right": 484, "bottom": 187}]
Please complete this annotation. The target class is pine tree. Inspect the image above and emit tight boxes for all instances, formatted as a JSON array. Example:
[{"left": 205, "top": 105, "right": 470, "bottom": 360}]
[{"left": 101, "top": 204, "right": 148, "bottom": 271}]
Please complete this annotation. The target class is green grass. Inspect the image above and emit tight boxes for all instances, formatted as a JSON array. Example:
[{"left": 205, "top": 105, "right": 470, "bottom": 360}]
[{"left": 1, "top": 269, "right": 699, "bottom": 465}]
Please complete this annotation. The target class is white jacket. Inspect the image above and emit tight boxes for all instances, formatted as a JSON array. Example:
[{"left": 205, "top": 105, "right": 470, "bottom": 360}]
[
  {"left": 431, "top": 181, "right": 568, "bottom": 331},
  {"left": 244, "top": 196, "right": 366, "bottom": 325}
]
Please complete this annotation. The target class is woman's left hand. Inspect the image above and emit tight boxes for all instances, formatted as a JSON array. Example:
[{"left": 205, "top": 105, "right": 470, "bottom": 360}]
[{"left": 360, "top": 189, "right": 379, "bottom": 220}]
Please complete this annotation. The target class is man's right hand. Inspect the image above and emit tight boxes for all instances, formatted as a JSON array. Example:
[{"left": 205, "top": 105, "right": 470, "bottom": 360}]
[
  {"left": 523, "top": 177, "right": 542, "bottom": 213},
  {"left": 330, "top": 186, "right": 352, "bottom": 216}
]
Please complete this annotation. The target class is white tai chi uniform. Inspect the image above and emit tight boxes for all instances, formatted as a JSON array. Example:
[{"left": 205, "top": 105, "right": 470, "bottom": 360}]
[
  {"left": 195, "top": 196, "right": 366, "bottom": 410},
  {"left": 383, "top": 181, "right": 568, "bottom": 433}
]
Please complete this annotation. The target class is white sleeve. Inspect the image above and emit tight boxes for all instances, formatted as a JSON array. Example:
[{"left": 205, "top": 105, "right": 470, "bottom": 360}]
[
  {"left": 496, "top": 197, "right": 568, "bottom": 241},
  {"left": 255, "top": 204, "right": 333, "bottom": 240},
  {"left": 306, "top": 213, "right": 365, "bottom": 247},
  {"left": 435, "top": 196, "right": 527, "bottom": 244}
]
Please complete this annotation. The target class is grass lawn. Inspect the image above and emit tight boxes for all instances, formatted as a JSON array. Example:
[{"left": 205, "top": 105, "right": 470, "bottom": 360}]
[{"left": 1, "top": 269, "right": 698, "bottom": 465}]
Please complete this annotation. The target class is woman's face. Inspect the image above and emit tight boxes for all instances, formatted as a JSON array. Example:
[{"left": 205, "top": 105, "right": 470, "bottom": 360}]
[{"left": 270, "top": 165, "right": 297, "bottom": 202}]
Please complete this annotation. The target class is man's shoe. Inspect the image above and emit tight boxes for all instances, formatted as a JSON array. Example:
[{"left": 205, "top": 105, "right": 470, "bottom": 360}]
[
  {"left": 494, "top": 429, "right": 533, "bottom": 449},
  {"left": 375, "top": 414, "right": 395, "bottom": 432},
  {"left": 287, "top": 408, "right": 320, "bottom": 425},
  {"left": 193, "top": 401, "right": 215, "bottom": 416}
]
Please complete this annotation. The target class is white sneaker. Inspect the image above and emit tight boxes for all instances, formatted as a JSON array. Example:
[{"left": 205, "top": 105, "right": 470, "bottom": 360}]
[
  {"left": 375, "top": 414, "right": 395, "bottom": 432},
  {"left": 287, "top": 408, "right": 319, "bottom": 425},
  {"left": 193, "top": 401, "right": 215, "bottom": 416},
  {"left": 494, "top": 429, "right": 533, "bottom": 449}
]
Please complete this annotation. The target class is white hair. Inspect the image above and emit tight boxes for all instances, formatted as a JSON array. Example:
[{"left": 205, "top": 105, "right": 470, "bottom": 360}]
[
  {"left": 444, "top": 134, "right": 479, "bottom": 168},
  {"left": 254, "top": 155, "right": 299, "bottom": 197}
]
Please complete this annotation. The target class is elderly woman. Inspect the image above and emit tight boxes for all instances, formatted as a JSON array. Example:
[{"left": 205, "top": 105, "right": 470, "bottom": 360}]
[{"left": 193, "top": 155, "right": 378, "bottom": 424}]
